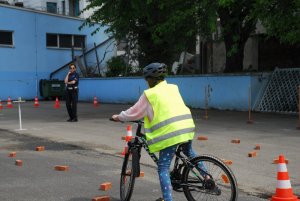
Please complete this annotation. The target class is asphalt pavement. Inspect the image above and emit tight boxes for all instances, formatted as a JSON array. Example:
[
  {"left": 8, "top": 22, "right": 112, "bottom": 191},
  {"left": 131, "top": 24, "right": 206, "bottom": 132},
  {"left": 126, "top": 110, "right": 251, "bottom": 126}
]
[
  {"left": 0, "top": 100, "right": 299, "bottom": 200},
  {"left": 0, "top": 129, "right": 267, "bottom": 201}
]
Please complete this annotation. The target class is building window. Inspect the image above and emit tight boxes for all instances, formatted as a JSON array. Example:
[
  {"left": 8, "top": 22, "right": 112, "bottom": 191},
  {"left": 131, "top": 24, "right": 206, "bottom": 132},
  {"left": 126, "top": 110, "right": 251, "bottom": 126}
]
[
  {"left": 47, "top": 2, "right": 58, "bottom": 14},
  {"left": 46, "top": 34, "right": 58, "bottom": 47},
  {"left": 74, "top": 35, "right": 85, "bottom": 48},
  {"left": 46, "top": 33, "right": 86, "bottom": 49},
  {"left": 62, "top": 1, "right": 66, "bottom": 15},
  {"left": 0, "top": 30, "right": 13, "bottom": 46},
  {"left": 74, "top": 0, "right": 80, "bottom": 16},
  {"left": 59, "top": 34, "right": 72, "bottom": 48},
  {"left": 69, "top": 0, "right": 80, "bottom": 17}
]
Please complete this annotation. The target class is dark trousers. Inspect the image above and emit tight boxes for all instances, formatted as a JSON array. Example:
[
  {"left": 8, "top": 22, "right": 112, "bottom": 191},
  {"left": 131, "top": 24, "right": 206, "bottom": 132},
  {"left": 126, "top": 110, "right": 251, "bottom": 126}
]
[{"left": 66, "top": 89, "right": 78, "bottom": 120}]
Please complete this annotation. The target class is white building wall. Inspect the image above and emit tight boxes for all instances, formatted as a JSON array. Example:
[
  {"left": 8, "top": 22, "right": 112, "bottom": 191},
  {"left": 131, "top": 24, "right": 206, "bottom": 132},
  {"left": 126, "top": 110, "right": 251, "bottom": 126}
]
[
  {"left": 5, "top": 0, "right": 93, "bottom": 18},
  {"left": 79, "top": 0, "right": 94, "bottom": 18}
]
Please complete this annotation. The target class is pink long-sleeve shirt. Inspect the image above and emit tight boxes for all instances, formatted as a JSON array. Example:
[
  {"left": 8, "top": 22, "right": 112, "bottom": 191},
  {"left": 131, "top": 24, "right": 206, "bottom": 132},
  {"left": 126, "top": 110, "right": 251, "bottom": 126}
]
[{"left": 118, "top": 93, "right": 154, "bottom": 122}]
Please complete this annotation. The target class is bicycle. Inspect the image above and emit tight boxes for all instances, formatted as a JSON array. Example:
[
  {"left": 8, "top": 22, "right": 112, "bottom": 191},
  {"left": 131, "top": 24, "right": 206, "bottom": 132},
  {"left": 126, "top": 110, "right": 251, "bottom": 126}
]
[{"left": 111, "top": 119, "right": 238, "bottom": 201}]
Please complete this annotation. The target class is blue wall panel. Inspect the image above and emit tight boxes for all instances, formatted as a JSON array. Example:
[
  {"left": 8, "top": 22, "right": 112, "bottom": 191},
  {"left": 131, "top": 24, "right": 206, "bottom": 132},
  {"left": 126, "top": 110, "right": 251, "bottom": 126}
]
[
  {"left": 78, "top": 74, "right": 270, "bottom": 111},
  {"left": 79, "top": 78, "right": 147, "bottom": 103}
]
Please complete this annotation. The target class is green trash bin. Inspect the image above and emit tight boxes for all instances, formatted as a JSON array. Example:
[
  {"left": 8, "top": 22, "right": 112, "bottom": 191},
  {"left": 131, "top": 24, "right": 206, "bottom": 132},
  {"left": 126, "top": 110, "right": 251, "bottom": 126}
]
[{"left": 39, "top": 79, "right": 66, "bottom": 100}]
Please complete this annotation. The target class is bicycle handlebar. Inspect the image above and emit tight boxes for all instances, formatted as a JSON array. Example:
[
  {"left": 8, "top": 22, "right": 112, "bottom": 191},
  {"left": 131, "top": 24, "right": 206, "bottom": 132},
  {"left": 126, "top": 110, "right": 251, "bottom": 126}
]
[
  {"left": 109, "top": 118, "right": 144, "bottom": 124},
  {"left": 109, "top": 117, "right": 118, "bottom": 122},
  {"left": 109, "top": 118, "right": 145, "bottom": 139}
]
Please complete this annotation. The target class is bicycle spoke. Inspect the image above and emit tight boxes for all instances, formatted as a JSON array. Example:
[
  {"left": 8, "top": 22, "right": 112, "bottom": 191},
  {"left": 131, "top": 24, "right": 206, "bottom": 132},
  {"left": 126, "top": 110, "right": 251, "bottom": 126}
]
[
  {"left": 120, "top": 153, "right": 136, "bottom": 201},
  {"left": 183, "top": 155, "right": 238, "bottom": 201}
]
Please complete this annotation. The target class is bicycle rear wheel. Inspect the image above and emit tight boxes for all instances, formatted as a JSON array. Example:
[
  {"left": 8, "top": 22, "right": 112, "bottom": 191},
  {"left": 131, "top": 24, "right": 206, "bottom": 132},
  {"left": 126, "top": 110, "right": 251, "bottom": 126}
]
[
  {"left": 182, "top": 154, "right": 238, "bottom": 201},
  {"left": 120, "top": 151, "right": 136, "bottom": 201}
]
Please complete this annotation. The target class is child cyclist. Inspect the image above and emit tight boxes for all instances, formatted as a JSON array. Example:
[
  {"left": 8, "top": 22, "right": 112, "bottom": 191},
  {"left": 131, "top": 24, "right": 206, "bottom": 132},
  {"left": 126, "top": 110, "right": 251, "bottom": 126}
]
[{"left": 111, "top": 63, "right": 206, "bottom": 201}]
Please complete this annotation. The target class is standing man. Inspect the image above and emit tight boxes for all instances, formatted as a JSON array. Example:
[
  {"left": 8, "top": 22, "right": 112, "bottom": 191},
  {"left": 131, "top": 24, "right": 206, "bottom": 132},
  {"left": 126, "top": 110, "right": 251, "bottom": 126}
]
[{"left": 64, "top": 63, "right": 79, "bottom": 122}]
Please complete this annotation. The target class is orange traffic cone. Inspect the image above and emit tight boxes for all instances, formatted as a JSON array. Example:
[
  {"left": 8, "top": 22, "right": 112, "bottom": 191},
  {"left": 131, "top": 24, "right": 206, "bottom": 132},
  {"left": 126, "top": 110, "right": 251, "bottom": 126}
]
[
  {"left": 34, "top": 96, "right": 39, "bottom": 107},
  {"left": 54, "top": 97, "right": 60, "bottom": 109},
  {"left": 125, "top": 125, "right": 133, "bottom": 142},
  {"left": 271, "top": 154, "right": 299, "bottom": 201},
  {"left": 121, "top": 143, "right": 129, "bottom": 156},
  {"left": 122, "top": 125, "right": 133, "bottom": 156},
  {"left": 0, "top": 100, "right": 3, "bottom": 109},
  {"left": 7, "top": 96, "right": 13, "bottom": 108},
  {"left": 93, "top": 96, "right": 99, "bottom": 107}
]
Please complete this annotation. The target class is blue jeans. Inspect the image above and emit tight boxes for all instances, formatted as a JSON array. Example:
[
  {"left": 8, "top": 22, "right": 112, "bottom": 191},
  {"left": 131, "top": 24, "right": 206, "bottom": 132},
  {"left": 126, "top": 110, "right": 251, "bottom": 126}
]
[{"left": 157, "top": 140, "right": 201, "bottom": 201}]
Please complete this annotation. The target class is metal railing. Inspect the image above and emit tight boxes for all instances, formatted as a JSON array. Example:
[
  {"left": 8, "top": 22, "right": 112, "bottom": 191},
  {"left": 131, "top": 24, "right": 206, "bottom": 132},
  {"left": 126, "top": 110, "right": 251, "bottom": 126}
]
[{"left": 49, "top": 36, "right": 115, "bottom": 79}]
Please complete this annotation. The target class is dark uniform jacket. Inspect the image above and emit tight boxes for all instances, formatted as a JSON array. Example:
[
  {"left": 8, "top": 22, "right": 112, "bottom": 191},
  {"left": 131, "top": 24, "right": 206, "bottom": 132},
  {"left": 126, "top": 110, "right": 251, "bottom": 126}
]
[{"left": 67, "top": 72, "right": 79, "bottom": 90}]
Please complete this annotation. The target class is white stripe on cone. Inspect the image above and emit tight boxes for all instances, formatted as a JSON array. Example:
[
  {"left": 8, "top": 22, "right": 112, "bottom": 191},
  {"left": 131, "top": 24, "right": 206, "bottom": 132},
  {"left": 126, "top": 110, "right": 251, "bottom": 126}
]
[
  {"left": 277, "top": 180, "right": 292, "bottom": 189},
  {"left": 277, "top": 163, "right": 288, "bottom": 172}
]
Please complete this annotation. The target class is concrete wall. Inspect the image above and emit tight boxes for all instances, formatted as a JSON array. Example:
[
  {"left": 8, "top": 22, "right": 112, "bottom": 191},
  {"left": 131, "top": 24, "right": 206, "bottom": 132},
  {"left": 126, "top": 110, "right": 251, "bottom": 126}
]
[
  {"left": 79, "top": 73, "right": 270, "bottom": 111},
  {"left": 0, "top": 5, "right": 115, "bottom": 100},
  {"left": 212, "top": 41, "right": 226, "bottom": 72},
  {"left": 244, "top": 37, "right": 258, "bottom": 71}
]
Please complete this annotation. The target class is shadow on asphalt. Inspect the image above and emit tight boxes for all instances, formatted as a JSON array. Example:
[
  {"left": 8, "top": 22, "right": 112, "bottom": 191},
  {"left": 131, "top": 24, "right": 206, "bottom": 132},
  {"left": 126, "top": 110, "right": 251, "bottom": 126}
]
[{"left": 0, "top": 129, "right": 85, "bottom": 151}]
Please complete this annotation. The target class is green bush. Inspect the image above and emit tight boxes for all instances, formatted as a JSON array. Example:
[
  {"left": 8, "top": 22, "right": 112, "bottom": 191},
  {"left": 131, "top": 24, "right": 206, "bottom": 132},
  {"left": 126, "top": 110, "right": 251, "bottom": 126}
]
[{"left": 106, "top": 56, "right": 132, "bottom": 77}]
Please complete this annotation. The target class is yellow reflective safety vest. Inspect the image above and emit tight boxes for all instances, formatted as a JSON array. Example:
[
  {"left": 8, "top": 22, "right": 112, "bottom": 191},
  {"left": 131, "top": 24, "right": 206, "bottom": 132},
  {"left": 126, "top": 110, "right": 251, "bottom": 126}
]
[{"left": 144, "top": 80, "right": 195, "bottom": 153}]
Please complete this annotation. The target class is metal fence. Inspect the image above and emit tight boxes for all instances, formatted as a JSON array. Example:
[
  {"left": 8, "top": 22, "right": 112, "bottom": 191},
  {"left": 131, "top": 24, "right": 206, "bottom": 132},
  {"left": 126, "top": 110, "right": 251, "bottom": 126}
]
[{"left": 258, "top": 68, "right": 300, "bottom": 113}]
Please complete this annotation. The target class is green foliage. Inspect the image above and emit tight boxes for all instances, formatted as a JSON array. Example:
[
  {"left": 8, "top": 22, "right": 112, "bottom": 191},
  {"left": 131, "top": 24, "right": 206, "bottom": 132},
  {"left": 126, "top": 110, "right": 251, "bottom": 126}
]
[
  {"left": 81, "top": 0, "right": 300, "bottom": 73},
  {"left": 218, "top": 0, "right": 235, "bottom": 7},
  {"left": 255, "top": 0, "right": 300, "bottom": 44},
  {"left": 81, "top": 0, "right": 199, "bottom": 68},
  {"left": 106, "top": 56, "right": 131, "bottom": 77},
  {"left": 206, "top": 0, "right": 258, "bottom": 72}
]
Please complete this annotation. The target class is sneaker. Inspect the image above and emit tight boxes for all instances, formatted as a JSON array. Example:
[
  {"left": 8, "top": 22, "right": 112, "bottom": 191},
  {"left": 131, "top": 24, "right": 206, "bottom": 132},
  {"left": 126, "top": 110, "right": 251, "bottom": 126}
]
[
  {"left": 72, "top": 118, "right": 78, "bottom": 122},
  {"left": 155, "top": 198, "right": 164, "bottom": 201}
]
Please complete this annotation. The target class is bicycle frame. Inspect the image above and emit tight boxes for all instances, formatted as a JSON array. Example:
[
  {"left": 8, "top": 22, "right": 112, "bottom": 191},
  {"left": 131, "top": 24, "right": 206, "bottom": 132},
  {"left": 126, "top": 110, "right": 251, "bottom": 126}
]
[
  {"left": 118, "top": 119, "right": 238, "bottom": 201},
  {"left": 128, "top": 121, "right": 209, "bottom": 186}
]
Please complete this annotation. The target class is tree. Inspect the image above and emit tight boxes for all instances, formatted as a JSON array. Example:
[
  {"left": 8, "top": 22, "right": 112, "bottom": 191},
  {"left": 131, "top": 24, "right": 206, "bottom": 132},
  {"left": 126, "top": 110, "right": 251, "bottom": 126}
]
[
  {"left": 255, "top": 0, "right": 300, "bottom": 44},
  {"left": 197, "top": 0, "right": 258, "bottom": 72},
  {"left": 81, "top": 0, "right": 259, "bottom": 73},
  {"left": 81, "top": 0, "right": 198, "bottom": 69},
  {"left": 220, "top": 1, "right": 259, "bottom": 72},
  {"left": 105, "top": 56, "right": 128, "bottom": 77},
  {"left": 82, "top": 0, "right": 300, "bottom": 73}
]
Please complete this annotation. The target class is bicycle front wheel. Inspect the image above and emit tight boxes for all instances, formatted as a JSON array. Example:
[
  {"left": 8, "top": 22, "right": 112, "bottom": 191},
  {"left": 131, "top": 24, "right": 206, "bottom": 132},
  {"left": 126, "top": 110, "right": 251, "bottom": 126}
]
[
  {"left": 120, "top": 151, "right": 136, "bottom": 201},
  {"left": 182, "top": 154, "right": 238, "bottom": 201}
]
